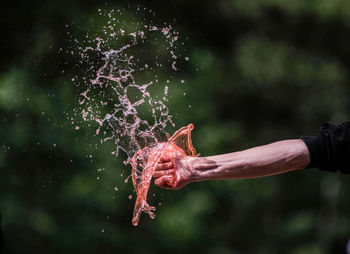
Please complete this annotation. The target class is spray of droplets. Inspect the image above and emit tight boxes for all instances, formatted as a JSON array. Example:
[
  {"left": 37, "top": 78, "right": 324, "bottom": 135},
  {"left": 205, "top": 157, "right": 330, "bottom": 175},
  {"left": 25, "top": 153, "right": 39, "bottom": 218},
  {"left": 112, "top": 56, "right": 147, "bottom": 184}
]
[{"left": 68, "top": 7, "right": 188, "bottom": 190}]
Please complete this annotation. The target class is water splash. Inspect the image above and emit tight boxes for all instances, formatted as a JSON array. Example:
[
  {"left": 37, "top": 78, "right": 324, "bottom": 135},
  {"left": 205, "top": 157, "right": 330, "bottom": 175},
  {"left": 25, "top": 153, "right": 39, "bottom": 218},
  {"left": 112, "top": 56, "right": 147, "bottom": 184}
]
[
  {"left": 70, "top": 8, "right": 191, "bottom": 224},
  {"left": 72, "top": 8, "right": 183, "bottom": 159},
  {"left": 131, "top": 123, "right": 197, "bottom": 226}
]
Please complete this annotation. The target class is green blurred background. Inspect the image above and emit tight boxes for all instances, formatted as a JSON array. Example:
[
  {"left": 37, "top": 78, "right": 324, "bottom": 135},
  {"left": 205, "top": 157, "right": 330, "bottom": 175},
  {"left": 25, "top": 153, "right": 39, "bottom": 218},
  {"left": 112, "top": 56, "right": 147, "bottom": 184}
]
[{"left": 1, "top": 0, "right": 350, "bottom": 253}]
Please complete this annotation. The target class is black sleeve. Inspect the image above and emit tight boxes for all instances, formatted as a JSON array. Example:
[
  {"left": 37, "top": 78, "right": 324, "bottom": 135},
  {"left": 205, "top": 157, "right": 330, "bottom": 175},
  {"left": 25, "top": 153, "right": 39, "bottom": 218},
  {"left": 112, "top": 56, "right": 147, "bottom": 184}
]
[
  {"left": 300, "top": 122, "right": 350, "bottom": 174},
  {"left": 0, "top": 214, "right": 2, "bottom": 252}
]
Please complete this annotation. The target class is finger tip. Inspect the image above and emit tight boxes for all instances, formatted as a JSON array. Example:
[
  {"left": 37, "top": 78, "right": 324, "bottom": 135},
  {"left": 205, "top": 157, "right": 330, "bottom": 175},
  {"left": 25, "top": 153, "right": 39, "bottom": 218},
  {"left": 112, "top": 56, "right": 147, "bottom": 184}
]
[{"left": 160, "top": 157, "right": 170, "bottom": 162}]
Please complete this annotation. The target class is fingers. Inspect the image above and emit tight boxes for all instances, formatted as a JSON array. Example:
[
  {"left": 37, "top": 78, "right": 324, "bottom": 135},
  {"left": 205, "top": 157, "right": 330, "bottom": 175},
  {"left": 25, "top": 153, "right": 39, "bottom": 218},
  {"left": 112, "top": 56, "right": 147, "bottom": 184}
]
[
  {"left": 155, "top": 161, "right": 174, "bottom": 171},
  {"left": 159, "top": 156, "right": 170, "bottom": 163},
  {"left": 153, "top": 169, "right": 175, "bottom": 179},
  {"left": 154, "top": 175, "right": 174, "bottom": 189}
]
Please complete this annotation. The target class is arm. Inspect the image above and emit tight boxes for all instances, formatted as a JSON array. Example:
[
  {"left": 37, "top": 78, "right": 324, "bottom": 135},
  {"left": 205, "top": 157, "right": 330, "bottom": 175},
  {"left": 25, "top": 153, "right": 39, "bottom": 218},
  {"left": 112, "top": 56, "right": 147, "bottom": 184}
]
[{"left": 153, "top": 139, "right": 310, "bottom": 189}]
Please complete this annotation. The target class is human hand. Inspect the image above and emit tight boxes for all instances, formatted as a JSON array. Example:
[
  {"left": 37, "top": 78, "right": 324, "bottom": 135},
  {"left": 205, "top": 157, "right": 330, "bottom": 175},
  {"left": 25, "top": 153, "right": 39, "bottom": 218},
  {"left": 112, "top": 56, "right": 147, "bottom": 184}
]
[{"left": 153, "top": 155, "right": 198, "bottom": 190}]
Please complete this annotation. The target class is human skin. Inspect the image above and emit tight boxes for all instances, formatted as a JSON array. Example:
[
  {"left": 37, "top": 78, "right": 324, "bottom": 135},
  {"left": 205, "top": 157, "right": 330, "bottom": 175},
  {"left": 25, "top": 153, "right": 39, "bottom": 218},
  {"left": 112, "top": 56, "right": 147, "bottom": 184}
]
[{"left": 153, "top": 139, "right": 310, "bottom": 190}]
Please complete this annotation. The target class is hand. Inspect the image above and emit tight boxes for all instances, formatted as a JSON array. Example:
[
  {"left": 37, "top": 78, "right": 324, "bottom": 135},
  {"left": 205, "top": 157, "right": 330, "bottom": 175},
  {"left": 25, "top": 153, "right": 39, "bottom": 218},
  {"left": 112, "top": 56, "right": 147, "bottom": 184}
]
[{"left": 153, "top": 155, "right": 197, "bottom": 190}]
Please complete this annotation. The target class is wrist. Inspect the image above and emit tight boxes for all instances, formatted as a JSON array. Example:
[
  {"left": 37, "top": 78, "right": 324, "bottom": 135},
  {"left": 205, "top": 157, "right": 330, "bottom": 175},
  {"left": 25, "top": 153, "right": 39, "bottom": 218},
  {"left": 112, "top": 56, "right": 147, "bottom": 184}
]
[
  {"left": 184, "top": 157, "right": 201, "bottom": 182},
  {"left": 187, "top": 156, "right": 219, "bottom": 182}
]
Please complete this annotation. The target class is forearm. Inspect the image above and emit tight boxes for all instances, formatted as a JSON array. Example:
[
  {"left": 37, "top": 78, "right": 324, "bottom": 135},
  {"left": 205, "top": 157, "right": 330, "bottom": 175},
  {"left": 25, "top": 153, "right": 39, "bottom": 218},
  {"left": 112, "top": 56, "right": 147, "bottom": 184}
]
[{"left": 191, "top": 139, "right": 310, "bottom": 181}]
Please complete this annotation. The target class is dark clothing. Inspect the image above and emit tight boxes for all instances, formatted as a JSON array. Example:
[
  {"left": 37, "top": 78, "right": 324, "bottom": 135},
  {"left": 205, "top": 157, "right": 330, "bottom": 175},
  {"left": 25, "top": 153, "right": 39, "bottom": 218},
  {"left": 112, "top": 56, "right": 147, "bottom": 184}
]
[
  {"left": 0, "top": 214, "right": 2, "bottom": 252},
  {"left": 301, "top": 122, "right": 350, "bottom": 173}
]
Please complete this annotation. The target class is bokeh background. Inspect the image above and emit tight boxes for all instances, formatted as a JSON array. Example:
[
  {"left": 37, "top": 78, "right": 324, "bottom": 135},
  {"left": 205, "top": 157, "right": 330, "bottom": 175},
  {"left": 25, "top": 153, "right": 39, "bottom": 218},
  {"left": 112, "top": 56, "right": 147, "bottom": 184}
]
[{"left": 1, "top": 0, "right": 350, "bottom": 253}]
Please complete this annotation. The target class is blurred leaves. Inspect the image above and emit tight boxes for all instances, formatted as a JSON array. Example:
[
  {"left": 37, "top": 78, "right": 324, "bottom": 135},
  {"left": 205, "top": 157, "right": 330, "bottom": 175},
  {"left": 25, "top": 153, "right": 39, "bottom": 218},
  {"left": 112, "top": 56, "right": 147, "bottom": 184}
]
[{"left": 235, "top": 36, "right": 346, "bottom": 85}]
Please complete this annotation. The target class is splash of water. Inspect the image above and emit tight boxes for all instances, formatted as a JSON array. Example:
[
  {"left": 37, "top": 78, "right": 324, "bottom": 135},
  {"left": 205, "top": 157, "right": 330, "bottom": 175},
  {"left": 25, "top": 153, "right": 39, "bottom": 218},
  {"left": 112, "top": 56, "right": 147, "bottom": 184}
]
[
  {"left": 131, "top": 123, "right": 197, "bottom": 226},
  {"left": 70, "top": 8, "right": 192, "bottom": 225},
  {"left": 71, "top": 8, "right": 185, "bottom": 157}
]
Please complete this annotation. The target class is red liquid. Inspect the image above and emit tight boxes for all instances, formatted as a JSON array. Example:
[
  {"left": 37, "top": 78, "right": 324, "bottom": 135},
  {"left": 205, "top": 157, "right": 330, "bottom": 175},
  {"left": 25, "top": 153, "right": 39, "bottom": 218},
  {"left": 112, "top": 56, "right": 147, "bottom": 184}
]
[{"left": 131, "top": 123, "right": 197, "bottom": 226}]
